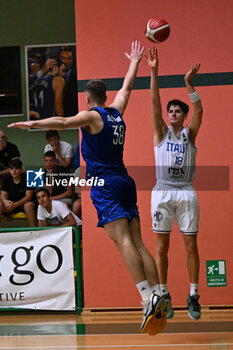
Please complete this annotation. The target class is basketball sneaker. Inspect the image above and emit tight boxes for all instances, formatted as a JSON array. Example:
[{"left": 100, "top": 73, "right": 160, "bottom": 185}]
[
  {"left": 147, "top": 310, "right": 167, "bottom": 336},
  {"left": 163, "top": 292, "right": 174, "bottom": 319},
  {"left": 140, "top": 293, "right": 168, "bottom": 334},
  {"left": 187, "top": 294, "right": 201, "bottom": 320}
]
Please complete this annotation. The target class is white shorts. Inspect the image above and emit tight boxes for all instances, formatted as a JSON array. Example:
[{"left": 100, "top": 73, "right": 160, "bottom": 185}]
[{"left": 151, "top": 184, "right": 199, "bottom": 234}]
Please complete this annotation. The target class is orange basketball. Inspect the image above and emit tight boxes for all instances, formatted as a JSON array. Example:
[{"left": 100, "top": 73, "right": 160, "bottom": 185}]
[{"left": 145, "top": 18, "right": 170, "bottom": 43}]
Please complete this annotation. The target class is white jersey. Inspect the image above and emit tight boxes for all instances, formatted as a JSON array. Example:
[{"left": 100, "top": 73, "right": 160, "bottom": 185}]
[
  {"left": 44, "top": 141, "right": 75, "bottom": 166},
  {"left": 37, "top": 200, "right": 82, "bottom": 227},
  {"left": 154, "top": 126, "right": 197, "bottom": 186}
]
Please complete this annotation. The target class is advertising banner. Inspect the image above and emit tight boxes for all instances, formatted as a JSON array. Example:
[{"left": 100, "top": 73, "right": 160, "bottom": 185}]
[{"left": 0, "top": 227, "right": 75, "bottom": 310}]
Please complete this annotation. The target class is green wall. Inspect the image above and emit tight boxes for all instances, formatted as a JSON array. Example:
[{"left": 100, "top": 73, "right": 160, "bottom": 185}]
[{"left": 0, "top": 0, "right": 78, "bottom": 169}]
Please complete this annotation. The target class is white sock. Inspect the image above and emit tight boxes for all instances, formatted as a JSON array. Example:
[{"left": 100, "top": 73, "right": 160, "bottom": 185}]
[
  {"left": 160, "top": 284, "right": 168, "bottom": 295},
  {"left": 136, "top": 280, "right": 151, "bottom": 302},
  {"left": 151, "top": 283, "right": 161, "bottom": 296},
  {"left": 190, "top": 283, "right": 198, "bottom": 296}
]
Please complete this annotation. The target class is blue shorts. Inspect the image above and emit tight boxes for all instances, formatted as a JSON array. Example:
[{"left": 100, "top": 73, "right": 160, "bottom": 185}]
[{"left": 90, "top": 173, "right": 139, "bottom": 227}]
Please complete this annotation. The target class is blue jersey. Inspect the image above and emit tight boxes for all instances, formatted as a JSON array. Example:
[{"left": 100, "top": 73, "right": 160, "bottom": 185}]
[
  {"left": 81, "top": 106, "right": 126, "bottom": 177},
  {"left": 29, "top": 75, "right": 55, "bottom": 118},
  {"left": 81, "top": 106, "right": 139, "bottom": 227}
]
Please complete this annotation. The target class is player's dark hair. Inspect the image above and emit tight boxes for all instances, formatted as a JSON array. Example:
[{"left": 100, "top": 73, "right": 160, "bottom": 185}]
[
  {"left": 84, "top": 79, "right": 107, "bottom": 104},
  {"left": 45, "top": 130, "right": 59, "bottom": 140},
  {"left": 44, "top": 150, "right": 56, "bottom": 158},
  {"left": 167, "top": 99, "right": 189, "bottom": 115},
  {"left": 35, "top": 187, "right": 50, "bottom": 197},
  {"left": 8, "top": 158, "right": 22, "bottom": 169}
]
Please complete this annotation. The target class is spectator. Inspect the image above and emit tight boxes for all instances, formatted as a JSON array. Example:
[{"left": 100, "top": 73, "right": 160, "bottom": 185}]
[
  {"left": 0, "top": 159, "right": 36, "bottom": 227},
  {"left": 36, "top": 187, "right": 81, "bottom": 228},
  {"left": 0, "top": 130, "right": 20, "bottom": 177},
  {"left": 59, "top": 46, "right": 78, "bottom": 116},
  {"left": 44, "top": 130, "right": 74, "bottom": 169},
  {"left": 43, "top": 150, "right": 73, "bottom": 207}
]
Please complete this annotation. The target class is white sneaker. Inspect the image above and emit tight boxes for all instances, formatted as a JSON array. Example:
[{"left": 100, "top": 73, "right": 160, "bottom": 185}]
[{"left": 140, "top": 293, "right": 167, "bottom": 333}]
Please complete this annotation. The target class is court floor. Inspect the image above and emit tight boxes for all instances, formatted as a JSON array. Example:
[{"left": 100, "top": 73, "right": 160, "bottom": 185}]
[{"left": 0, "top": 308, "right": 233, "bottom": 349}]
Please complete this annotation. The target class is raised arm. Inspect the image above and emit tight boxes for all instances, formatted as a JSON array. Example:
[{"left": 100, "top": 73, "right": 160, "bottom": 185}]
[
  {"left": 110, "top": 41, "right": 144, "bottom": 115},
  {"left": 7, "top": 110, "right": 97, "bottom": 131},
  {"left": 53, "top": 76, "right": 65, "bottom": 116},
  {"left": 54, "top": 151, "right": 73, "bottom": 169},
  {"left": 185, "top": 63, "right": 203, "bottom": 144},
  {"left": 145, "top": 47, "right": 167, "bottom": 146}
]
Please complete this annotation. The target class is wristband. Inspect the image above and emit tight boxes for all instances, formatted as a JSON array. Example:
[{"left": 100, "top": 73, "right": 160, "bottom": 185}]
[{"left": 189, "top": 91, "right": 200, "bottom": 103}]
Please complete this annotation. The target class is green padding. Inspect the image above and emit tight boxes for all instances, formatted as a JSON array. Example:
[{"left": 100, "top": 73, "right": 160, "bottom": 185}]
[{"left": 78, "top": 72, "right": 233, "bottom": 92}]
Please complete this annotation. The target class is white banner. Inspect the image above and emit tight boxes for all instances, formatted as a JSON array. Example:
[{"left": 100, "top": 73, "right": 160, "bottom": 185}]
[{"left": 0, "top": 227, "right": 75, "bottom": 310}]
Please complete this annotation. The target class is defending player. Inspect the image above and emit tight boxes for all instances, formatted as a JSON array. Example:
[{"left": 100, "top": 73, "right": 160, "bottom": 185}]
[
  {"left": 8, "top": 41, "right": 169, "bottom": 334},
  {"left": 145, "top": 47, "right": 203, "bottom": 320}
]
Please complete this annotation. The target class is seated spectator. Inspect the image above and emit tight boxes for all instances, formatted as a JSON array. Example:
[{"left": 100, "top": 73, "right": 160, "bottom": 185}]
[
  {"left": 43, "top": 150, "right": 73, "bottom": 207},
  {"left": 36, "top": 187, "right": 82, "bottom": 228},
  {"left": 0, "top": 159, "right": 36, "bottom": 227},
  {"left": 44, "top": 130, "right": 74, "bottom": 169},
  {"left": 0, "top": 130, "right": 21, "bottom": 177},
  {"left": 72, "top": 143, "right": 81, "bottom": 219}
]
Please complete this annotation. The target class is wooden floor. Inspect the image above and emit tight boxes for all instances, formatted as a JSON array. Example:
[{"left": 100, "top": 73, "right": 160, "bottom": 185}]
[{"left": 0, "top": 308, "right": 233, "bottom": 349}]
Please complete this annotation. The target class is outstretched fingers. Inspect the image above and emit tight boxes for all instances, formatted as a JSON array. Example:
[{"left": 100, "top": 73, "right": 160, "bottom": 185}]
[
  {"left": 124, "top": 52, "right": 130, "bottom": 59},
  {"left": 8, "top": 121, "right": 32, "bottom": 130},
  {"left": 134, "top": 40, "right": 144, "bottom": 57},
  {"left": 185, "top": 62, "right": 201, "bottom": 82},
  {"left": 131, "top": 40, "right": 135, "bottom": 52},
  {"left": 125, "top": 40, "right": 144, "bottom": 61},
  {"left": 144, "top": 47, "right": 158, "bottom": 70},
  {"left": 189, "top": 63, "right": 201, "bottom": 75},
  {"left": 192, "top": 62, "right": 201, "bottom": 73},
  {"left": 139, "top": 42, "right": 145, "bottom": 56},
  {"left": 144, "top": 47, "right": 157, "bottom": 60}
]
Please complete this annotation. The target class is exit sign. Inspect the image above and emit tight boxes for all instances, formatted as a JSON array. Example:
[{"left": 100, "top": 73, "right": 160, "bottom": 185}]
[{"left": 206, "top": 260, "right": 227, "bottom": 287}]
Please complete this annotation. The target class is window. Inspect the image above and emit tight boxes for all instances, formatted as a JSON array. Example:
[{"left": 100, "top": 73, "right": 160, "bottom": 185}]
[{"left": 0, "top": 46, "right": 22, "bottom": 116}]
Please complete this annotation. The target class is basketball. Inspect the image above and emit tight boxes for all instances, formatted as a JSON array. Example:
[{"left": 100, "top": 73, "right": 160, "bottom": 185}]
[{"left": 145, "top": 18, "right": 170, "bottom": 43}]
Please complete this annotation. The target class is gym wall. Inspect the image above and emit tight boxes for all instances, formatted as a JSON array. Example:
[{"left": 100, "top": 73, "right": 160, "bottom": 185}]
[{"left": 75, "top": 0, "right": 233, "bottom": 308}]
